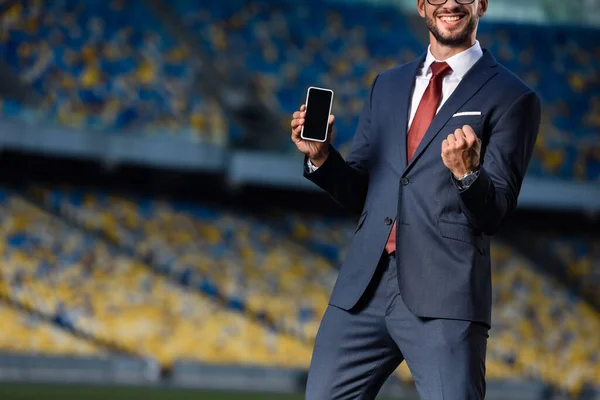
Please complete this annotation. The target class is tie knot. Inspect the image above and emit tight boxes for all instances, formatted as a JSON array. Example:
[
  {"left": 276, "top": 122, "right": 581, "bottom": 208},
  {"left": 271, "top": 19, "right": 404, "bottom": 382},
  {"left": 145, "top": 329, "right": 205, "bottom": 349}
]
[{"left": 430, "top": 61, "right": 452, "bottom": 78}]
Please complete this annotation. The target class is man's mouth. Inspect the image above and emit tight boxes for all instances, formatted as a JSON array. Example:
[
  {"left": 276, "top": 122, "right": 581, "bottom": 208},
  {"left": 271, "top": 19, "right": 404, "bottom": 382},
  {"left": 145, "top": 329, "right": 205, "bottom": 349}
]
[{"left": 437, "top": 14, "right": 466, "bottom": 26}]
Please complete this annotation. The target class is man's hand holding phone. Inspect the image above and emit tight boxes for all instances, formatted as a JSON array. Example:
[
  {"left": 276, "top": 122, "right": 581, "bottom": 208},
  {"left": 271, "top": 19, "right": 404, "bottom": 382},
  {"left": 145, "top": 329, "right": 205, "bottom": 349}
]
[{"left": 291, "top": 104, "right": 335, "bottom": 167}]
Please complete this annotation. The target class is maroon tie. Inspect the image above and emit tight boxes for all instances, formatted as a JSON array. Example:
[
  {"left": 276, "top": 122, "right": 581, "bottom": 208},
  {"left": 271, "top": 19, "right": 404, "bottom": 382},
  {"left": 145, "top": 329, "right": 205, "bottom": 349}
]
[{"left": 385, "top": 61, "right": 452, "bottom": 255}]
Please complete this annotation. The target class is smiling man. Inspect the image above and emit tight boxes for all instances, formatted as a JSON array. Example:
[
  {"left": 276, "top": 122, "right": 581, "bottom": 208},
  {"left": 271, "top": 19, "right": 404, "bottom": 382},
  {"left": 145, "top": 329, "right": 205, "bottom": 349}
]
[{"left": 290, "top": 0, "right": 541, "bottom": 399}]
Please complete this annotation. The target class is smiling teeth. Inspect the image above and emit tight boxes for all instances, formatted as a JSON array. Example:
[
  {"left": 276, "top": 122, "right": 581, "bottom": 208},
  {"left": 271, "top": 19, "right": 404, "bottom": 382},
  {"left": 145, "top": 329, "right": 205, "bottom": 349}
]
[{"left": 441, "top": 16, "right": 461, "bottom": 22}]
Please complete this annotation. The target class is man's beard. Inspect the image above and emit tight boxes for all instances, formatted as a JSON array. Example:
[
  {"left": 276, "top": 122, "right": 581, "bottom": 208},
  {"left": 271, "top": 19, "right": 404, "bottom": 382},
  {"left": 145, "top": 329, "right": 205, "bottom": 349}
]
[{"left": 426, "top": 11, "right": 477, "bottom": 47}]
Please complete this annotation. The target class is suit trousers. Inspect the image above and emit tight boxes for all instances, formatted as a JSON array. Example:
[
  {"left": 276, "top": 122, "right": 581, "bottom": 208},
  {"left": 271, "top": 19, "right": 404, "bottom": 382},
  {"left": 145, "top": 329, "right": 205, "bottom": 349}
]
[{"left": 305, "top": 254, "right": 489, "bottom": 400}]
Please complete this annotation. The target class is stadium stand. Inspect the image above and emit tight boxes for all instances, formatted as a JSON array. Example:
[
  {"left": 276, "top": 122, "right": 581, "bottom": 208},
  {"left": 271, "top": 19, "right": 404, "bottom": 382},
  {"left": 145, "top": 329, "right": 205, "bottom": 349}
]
[
  {"left": 0, "top": 0, "right": 228, "bottom": 144},
  {"left": 174, "top": 0, "right": 600, "bottom": 179},
  {"left": 0, "top": 303, "right": 101, "bottom": 356},
  {"left": 534, "top": 233, "right": 600, "bottom": 308},
  {"left": 476, "top": 24, "right": 600, "bottom": 181},
  {"left": 174, "top": 0, "right": 422, "bottom": 153},
  {"left": 488, "top": 244, "right": 600, "bottom": 396},
  {"left": 28, "top": 186, "right": 337, "bottom": 342},
  {"left": 0, "top": 0, "right": 598, "bottom": 180},
  {"left": 283, "top": 213, "right": 355, "bottom": 266},
  {"left": 0, "top": 189, "right": 312, "bottom": 368},
  {"left": 21, "top": 186, "right": 600, "bottom": 395},
  {"left": 0, "top": 0, "right": 598, "bottom": 397}
]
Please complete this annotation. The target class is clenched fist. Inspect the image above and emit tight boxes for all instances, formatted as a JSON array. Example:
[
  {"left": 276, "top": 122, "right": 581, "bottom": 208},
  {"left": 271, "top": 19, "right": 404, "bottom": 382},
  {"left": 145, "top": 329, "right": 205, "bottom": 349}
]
[
  {"left": 441, "top": 125, "right": 482, "bottom": 179},
  {"left": 291, "top": 104, "right": 335, "bottom": 167}
]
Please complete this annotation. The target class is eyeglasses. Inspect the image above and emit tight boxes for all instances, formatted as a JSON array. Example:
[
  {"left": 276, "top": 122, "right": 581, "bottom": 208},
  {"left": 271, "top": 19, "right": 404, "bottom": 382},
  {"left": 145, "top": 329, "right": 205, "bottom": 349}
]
[{"left": 427, "top": 0, "right": 475, "bottom": 5}]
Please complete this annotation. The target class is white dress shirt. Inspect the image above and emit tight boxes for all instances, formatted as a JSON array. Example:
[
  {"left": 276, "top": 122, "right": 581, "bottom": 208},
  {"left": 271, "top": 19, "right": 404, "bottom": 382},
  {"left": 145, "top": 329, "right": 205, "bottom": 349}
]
[
  {"left": 408, "top": 40, "right": 483, "bottom": 129},
  {"left": 307, "top": 40, "right": 484, "bottom": 173}
]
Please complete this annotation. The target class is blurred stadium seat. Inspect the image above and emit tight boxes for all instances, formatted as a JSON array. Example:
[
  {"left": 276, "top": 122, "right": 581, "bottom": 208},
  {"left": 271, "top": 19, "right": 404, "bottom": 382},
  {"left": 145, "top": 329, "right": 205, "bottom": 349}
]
[
  {"left": 0, "top": 188, "right": 312, "bottom": 368},
  {"left": 0, "top": 303, "right": 101, "bottom": 356},
  {"left": 488, "top": 244, "right": 600, "bottom": 396},
  {"left": 477, "top": 23, "right": 600, "bottom": 181},
  {"left": 536, "top": 233, "right": 600, "bottom": 308},
  {"left": 0, "top": 0, "right": 228, "bottom": 145},
  {"left": 29, "top": 186, "right": 337, "bottom": 342}
]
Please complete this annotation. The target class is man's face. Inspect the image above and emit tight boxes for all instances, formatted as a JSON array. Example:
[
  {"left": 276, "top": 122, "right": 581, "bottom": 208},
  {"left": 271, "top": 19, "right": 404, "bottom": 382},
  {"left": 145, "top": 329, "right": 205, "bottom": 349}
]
[{"left": 418, "top": 0, "right": 487, "bottom": 47}]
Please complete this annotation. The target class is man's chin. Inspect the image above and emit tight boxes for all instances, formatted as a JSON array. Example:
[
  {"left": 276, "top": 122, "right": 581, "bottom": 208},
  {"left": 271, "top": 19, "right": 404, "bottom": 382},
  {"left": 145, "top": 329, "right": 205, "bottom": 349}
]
[
  {"left": 436, "top": 33, "right": 467, "bottom": 46},
  {"left": 430, "top": 26, "right": 472, "bottom": 47}
]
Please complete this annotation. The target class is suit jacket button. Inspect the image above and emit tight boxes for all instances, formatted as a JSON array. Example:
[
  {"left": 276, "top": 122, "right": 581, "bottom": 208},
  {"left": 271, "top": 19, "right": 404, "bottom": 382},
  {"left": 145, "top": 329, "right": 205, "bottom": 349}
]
[
  {"left": 401, "top": 177, "right": 409, "bottom": 186},
  {"left": 384, "top": 217, "right": 393, "bottom": 225}
]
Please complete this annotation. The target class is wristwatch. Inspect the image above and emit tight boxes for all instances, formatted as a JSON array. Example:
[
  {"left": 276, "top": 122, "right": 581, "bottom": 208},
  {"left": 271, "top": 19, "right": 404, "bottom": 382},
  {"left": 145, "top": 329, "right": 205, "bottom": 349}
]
[{"left": 455, "top": 169, "right": 480, "bottom": 190}]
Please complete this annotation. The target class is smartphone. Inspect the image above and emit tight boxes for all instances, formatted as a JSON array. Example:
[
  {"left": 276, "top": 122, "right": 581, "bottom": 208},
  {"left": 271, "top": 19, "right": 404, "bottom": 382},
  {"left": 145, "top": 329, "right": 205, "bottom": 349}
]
[{"left": 300, "top": 86, "right": 334, "bottom": 142}]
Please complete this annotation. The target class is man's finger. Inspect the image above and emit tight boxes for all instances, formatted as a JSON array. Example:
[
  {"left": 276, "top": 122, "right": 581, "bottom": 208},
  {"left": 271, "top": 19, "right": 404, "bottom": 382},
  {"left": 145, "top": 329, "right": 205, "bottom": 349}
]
[
  {"left": 291, "top": 117, "right": 304, "bottom": 128},
  {"left": 447, "top": 133, "right": 457, "bottom": 146},
  {"left": 454, "top": 133, "right": 467, "bottom": 150},
  {"left": 300, "top": 104, "right": 306, "bottom": 112},
  {"left": 291, "top": 123, "right": 302, "bottom": 140},
  {"left": 328, "top": 115, "right": 336, "bottom": 143},
  {"left": 462, "top": 125, "right": 477, "bottom": 144}
]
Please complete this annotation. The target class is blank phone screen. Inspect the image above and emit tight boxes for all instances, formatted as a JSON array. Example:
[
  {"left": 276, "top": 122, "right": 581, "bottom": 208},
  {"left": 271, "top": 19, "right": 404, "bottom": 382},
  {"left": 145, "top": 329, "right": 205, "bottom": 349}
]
[{"left": 303, "top": 88, "right": 333, "bottom": 141}]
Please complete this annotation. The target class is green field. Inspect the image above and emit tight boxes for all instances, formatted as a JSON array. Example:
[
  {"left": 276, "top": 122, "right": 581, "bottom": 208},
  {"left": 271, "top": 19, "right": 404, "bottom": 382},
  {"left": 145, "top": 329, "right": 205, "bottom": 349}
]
[
  {"left": 0, "top": 383, "right": 402, "bottom": 400},
  {"left": 0, "top": 384, "right": 298, "bottom": 400}
]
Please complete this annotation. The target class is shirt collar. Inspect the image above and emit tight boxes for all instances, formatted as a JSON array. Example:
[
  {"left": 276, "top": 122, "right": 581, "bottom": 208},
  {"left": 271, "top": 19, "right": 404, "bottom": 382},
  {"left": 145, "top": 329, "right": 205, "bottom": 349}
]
[{"left": 422, "top": 40, "right": 483, "bottom": 80}]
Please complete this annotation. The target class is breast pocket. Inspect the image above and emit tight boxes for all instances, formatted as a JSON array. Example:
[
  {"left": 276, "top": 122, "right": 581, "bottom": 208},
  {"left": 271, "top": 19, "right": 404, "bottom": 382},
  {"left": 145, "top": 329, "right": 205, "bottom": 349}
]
[
  {"left": 445, "top": 114, "right": 483, "bottom": 129},
  {"left": 443, "top": 114, "right": 484, "bottom": 140}
]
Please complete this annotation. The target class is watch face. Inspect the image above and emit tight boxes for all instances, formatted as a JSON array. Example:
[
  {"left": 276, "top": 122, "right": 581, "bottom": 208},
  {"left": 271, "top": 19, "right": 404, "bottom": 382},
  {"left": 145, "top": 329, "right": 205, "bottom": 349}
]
[{"left": 462, "top": 172, "right": 477, "bottom": 186}]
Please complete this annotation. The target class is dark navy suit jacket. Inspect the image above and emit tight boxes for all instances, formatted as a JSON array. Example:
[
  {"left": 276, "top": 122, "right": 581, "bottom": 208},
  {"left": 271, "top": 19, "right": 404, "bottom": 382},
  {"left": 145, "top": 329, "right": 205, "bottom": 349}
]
[{"left": 304, "top": 50, "right": 541, "bottom": 328}]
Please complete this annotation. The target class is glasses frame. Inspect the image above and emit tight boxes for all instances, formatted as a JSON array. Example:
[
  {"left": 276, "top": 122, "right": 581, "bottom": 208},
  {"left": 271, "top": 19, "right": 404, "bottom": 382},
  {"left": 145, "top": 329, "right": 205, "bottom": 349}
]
[{"left": 426, "top": 0, "right": 476, "bottom": 5}]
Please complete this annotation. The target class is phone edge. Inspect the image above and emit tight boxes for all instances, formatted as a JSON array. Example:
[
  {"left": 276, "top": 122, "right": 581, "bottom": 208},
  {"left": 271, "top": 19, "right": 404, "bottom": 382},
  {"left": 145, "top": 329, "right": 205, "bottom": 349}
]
[{"left": 300, "top": 86, "right": 334, "bottom": 143}]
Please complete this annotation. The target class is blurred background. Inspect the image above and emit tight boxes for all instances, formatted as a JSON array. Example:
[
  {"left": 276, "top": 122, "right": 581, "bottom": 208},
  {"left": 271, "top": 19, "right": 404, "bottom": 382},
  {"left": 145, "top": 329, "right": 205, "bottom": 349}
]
[{"left": 0, "top": 0, "right": 598, "bottom": 399}]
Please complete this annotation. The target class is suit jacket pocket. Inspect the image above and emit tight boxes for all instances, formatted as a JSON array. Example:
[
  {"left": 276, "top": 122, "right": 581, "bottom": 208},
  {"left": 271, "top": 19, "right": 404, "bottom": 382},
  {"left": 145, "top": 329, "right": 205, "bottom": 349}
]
[
  {"left": 446, "top": 114, "right": 483, "bottom": 128},
  {"left": 355, "top": 211, "right": 368, "bottom": 232},
  {"left": 437, "top": 219, "right": 483, "bottom": 255}
]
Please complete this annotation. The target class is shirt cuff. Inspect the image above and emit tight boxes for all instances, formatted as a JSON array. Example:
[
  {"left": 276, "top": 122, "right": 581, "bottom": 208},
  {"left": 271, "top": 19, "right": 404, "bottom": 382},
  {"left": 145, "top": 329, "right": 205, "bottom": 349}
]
[{"left": 306, "top": 159, "right": 319, "bottom": 173}]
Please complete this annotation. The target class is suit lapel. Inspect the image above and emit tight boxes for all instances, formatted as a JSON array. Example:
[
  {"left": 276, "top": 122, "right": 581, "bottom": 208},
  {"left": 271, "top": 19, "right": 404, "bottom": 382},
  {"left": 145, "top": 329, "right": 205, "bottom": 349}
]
[
  {"left": 402, "top": 50, "right": 499, "bottom": 176},
  {"left": 391, "top": 55, "right": 424, "bottom": 172}
]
